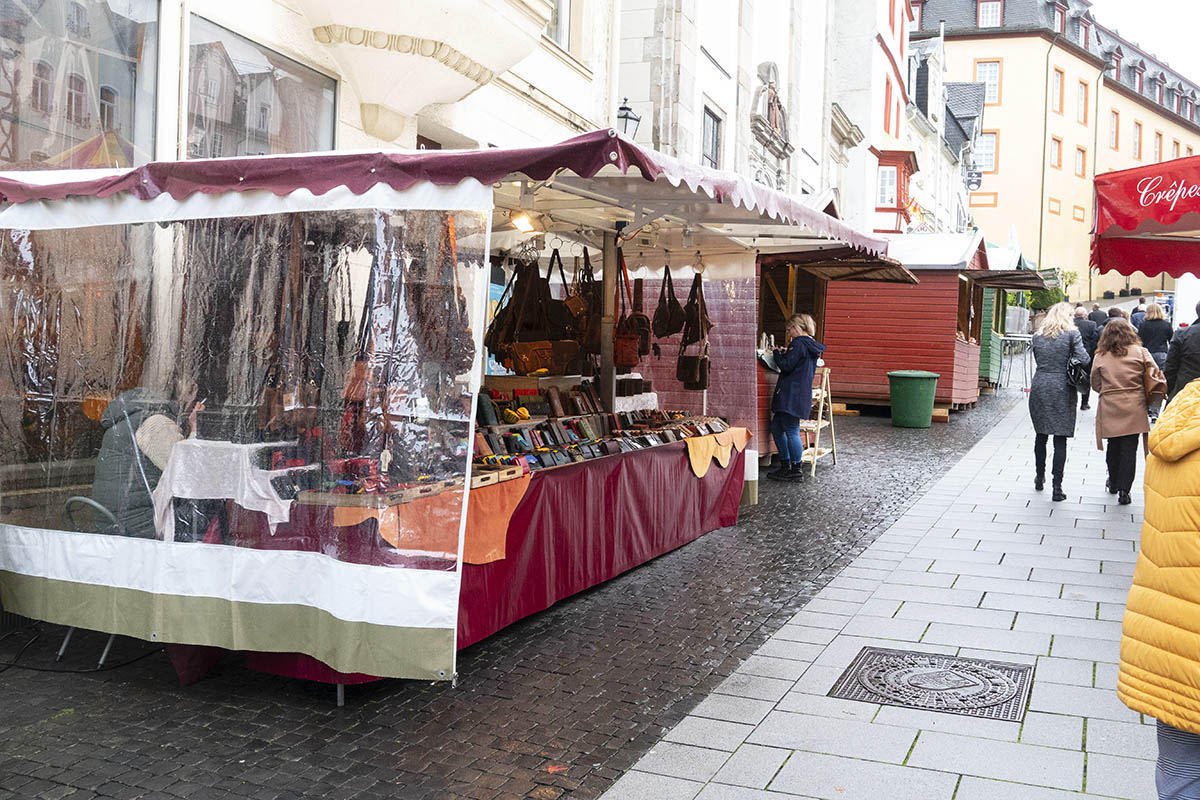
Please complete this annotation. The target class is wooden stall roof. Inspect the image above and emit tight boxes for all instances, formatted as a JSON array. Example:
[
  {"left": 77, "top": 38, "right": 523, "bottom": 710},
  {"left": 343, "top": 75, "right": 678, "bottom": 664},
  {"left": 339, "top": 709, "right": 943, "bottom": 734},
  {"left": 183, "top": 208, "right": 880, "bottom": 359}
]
[
  {"left": 961, "top": 269, "right": 1047, "bottom": 290},
  {"left": 757, "top": 246, "right": 919, "bottom": 285}
]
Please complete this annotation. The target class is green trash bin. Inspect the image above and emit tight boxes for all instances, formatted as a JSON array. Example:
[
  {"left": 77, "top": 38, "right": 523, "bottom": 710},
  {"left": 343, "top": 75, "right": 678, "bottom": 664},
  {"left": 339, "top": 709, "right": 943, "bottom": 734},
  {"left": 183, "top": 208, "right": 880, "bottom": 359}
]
[{"left": 887, "top": 370, "right": 940, "bottom": 428}]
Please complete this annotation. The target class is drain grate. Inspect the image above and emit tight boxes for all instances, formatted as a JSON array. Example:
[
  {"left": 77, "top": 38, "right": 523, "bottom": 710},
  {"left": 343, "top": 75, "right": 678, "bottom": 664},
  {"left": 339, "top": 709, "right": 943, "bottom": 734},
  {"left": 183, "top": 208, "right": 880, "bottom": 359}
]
[{"left": 828, "top": 646, "right": 1033, "bottom": 722}]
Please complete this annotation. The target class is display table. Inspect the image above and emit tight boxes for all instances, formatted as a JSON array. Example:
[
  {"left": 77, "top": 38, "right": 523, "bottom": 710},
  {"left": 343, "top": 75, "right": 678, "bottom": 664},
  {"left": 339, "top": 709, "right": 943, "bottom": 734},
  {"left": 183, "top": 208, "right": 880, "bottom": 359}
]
[{"left": 236, "top": 437, "right": 746, "bottom": 684}]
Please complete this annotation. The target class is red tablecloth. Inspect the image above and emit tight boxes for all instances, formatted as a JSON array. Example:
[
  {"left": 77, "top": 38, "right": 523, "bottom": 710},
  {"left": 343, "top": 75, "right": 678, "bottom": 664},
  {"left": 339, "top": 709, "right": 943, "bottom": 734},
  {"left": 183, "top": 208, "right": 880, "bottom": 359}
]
[{"left": 200, "top": 442, "right": 744, "bottom": 685}]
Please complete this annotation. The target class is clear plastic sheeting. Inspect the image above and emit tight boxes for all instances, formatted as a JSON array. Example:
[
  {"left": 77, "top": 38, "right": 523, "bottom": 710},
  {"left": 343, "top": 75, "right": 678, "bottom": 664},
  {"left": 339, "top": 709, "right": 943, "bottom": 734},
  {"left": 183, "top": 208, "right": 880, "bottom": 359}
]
[
  {"left": 0, "top": 200, "right": 490, "bottom": 679},
  {"left": 0, "top": 208, "right": 486, "bottom": 563}
]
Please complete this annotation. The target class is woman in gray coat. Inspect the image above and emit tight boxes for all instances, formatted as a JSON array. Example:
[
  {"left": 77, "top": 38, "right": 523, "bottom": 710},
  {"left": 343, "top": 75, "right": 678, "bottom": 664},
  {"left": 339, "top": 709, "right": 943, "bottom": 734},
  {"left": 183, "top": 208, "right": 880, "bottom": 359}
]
[{"left": 1029, "top": 302, "right": 1089, "bottom": 501}]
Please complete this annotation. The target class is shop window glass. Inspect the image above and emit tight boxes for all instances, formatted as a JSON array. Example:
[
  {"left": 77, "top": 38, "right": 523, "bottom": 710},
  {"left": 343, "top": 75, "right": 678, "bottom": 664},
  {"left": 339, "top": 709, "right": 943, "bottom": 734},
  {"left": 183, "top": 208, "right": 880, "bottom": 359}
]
[
  {"left": 877, "top": 165, "right": 898, "bottom": 207},
  {"left": 702, "top": 107, "right": 721, "bottom": 168},
  {"left": 977, "top": 1, "right": 1002, "bottom": 27},
  {"left": 99, "top": 86, "right": 117, "bottom": 131},
  {"left": 31, "top": 62, "right": 52, "bottom": 113},
  {"left": 976, "top": 61, "right": 1000, "bottom": 104},
  {"left": 187, "top": 17, "right": 336, "bottom": 158},
  {"left": 66, "top": 74, "right": 87, "bottom": 124},
  {"left": 976, "top": 133, "right": 997, "bottom": 172},
  {"left": 0, "top": 1, "right": 157, "bottom": 169}
]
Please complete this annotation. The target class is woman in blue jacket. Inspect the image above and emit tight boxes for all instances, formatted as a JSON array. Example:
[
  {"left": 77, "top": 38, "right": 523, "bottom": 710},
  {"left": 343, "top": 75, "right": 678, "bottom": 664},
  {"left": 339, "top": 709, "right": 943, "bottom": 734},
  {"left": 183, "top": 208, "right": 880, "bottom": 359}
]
[{"left": 768, "top": 314, "right": 826, "bottom": 482}]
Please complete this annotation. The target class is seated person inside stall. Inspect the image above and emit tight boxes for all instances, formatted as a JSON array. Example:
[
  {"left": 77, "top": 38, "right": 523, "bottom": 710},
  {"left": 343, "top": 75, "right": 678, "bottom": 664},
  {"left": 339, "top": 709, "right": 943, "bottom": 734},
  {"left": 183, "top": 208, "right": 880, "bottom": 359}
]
[{"left": 92, "top": 383, "right": 204, "bottom": 539}]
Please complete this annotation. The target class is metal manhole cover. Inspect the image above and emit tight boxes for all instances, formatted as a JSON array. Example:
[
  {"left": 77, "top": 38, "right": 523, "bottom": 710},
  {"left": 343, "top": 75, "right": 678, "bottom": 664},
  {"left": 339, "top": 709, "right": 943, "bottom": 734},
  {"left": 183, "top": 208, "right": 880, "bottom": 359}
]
[{"left": 828, "top": 646, "right": 1033, "bottom": 722}]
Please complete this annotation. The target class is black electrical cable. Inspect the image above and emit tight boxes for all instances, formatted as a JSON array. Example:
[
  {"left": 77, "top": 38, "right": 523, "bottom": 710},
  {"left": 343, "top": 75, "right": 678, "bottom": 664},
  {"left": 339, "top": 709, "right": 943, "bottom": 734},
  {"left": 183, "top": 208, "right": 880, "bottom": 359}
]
[{"left": 0, "top": 624, "right": 165, "bottom": 675}]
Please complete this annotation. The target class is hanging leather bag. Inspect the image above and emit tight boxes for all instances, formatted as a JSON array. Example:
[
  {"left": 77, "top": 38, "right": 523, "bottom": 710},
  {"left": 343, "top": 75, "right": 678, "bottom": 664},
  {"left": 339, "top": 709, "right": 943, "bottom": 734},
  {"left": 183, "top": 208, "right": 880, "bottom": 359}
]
[
  {"left": 652, "top": 266, "right": 687, "bottom": 339},
  {"left": 574, "top": 247, "right": 603, "bottom": 355},
  {"left": 676, "top": 272, "right": 713, "bottom": 390},
  {"left": 613, "top": 249, "right": 642, "bottom": 368}
]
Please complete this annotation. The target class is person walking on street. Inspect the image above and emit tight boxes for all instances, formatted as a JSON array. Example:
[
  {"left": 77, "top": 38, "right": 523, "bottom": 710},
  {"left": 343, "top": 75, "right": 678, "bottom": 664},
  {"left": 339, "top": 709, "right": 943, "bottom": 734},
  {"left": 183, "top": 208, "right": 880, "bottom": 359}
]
[
  {"left": 1141, "top": 303, "right": 1174, "bottom": 421},
  {"left": 1165, "top": 300, "right": 1200, "bottom": 404},
  {"left": 1029, "top": 302, "right": 1089, "bottom": 501},
  {"left": 1090, "top": 319, "right": 1167, "bottom": 505},
  {"left": 1132, "top": 299, "right": 1148, "bottom": 330},
  {"left": 1088, "top": 303, "right": 1108, "bottom": 325},
  {"left": 1074, "top": 307, "right": 1100, "bottom": 411},
  {"left": 768, "top": 313, "right": 826, "bottom": 483},
  {"left": 1117, "top": 379, "right": 1200, "bottom": 800}
]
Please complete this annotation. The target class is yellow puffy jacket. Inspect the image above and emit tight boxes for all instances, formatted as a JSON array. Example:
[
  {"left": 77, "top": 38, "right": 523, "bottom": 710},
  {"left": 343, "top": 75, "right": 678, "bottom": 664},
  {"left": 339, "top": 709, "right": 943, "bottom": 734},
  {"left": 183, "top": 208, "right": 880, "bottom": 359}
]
[{"left": 1118, "top": 378, "right": 1200, "bottom": 732}]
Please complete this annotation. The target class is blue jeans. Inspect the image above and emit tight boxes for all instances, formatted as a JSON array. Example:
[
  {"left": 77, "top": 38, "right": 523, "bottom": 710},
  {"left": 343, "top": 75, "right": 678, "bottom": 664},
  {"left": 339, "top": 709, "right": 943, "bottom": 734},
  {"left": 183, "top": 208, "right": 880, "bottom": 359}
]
[{"left": 770, "top": 412, "right": 804, "bottom": 464}]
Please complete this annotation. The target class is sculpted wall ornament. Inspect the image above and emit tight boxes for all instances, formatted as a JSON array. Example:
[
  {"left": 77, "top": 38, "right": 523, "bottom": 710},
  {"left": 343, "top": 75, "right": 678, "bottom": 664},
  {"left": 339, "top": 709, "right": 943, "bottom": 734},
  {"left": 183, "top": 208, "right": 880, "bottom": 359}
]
[{"left": 311, "top": 25, "right": 496, "bottom": 86}]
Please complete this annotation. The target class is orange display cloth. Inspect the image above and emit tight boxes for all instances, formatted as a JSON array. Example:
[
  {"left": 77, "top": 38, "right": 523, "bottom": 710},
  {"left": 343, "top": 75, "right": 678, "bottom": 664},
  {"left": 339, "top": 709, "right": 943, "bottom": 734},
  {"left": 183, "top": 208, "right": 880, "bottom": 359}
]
[
  {"left": 332, "top": 490, "right": 464, "bottom": 559},
  {"left": 685, "top": 427, "right": 753, "bottom": 478},
  {"left": 463, "top": 475, "right": 531, "bottom": 564}
]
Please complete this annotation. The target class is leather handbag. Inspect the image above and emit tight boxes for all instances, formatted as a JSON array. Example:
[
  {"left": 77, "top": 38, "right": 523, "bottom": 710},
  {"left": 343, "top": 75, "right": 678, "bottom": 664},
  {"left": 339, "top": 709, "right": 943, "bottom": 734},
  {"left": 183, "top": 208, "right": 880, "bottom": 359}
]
[
  {"left": 614, "top": 249, "right": 649, "bottom": 366},
  {"left": 1066, "top": 357, "right": 1089, "bottom": 391},
  {"left": 652, "top": 266, "right": 686, "bottom": 339},
  {"left": 544, "top": 248, "right": 576, "bottom": 341},
  {"left": 509, "top": 340, "right": 555, "bottom": 375}
]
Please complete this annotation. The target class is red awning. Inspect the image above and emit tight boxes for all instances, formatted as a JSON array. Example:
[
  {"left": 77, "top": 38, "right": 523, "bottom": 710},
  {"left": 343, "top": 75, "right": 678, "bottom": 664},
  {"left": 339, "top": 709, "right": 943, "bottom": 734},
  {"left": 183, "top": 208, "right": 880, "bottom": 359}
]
[
  {"left": 1092, "top": 155, "right": 1200, "bottom": 278},
  {"left": 0, "top": 129, "right": 888, "bottom": 259}
]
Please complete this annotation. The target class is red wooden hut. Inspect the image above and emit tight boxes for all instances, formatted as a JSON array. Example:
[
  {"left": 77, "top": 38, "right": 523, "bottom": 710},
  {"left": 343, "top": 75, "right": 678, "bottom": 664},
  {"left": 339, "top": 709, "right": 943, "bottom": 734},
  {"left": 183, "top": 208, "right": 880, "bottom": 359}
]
[{"left": 819, "top": 231, "right": 1043, "bottom": 408}]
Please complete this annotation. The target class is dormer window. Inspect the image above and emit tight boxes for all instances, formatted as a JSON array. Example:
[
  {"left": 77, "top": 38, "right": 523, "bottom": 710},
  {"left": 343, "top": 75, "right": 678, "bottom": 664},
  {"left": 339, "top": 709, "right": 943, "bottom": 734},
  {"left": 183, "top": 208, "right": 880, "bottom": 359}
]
[
  {"left": 1112, "top": 54, "right": 1121, "bottom": 78},
  {"left": 1156, "top": 79, "right": 1165, "bottom": 104},
  {"left": 911, "top": 1, "right": 923, "bottom": 31},
  {"left": 977, "top": 0, "right": 1003, "bottom": 28},
  {"left": 1079, "top": 20, "right": 1090, "bottom": 49},
  {"left": 1053, "top": 3, "right": 1066, "bottom": 33},
  {"left": 1135, "top": 68, "right": 1144, "bottom": 94}
]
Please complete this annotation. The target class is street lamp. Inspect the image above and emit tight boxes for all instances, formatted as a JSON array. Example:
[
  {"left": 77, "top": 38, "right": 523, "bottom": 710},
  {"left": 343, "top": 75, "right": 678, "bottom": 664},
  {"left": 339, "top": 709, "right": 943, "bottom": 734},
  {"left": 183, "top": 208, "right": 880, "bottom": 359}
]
[{"left": 617, "top": 97, "right": 641, "bottom": 139}]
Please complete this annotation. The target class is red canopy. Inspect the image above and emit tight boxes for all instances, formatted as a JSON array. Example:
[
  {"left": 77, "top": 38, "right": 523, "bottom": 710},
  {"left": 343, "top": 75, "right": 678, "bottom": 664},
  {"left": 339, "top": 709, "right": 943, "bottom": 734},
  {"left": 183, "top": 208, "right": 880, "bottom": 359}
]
[
  {"left": 1092, "top": 155, "right": 1200, "bottom": 278},
  {"left": 0, "top": 128, "right": 887, "bottom": 259}
]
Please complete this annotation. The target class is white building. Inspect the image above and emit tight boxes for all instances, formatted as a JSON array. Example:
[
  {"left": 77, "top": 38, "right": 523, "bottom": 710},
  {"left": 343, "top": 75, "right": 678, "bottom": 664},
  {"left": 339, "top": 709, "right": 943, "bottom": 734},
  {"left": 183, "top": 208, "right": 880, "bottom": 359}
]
[
  {"left": 0, "top": 0, "right": 619, "bottom": 169},
  {"left": 618, "top": 0, "right": 862, "bottom": 207},
  {"left": 904, "top": 34, "right": 983, "bottom": 233}
]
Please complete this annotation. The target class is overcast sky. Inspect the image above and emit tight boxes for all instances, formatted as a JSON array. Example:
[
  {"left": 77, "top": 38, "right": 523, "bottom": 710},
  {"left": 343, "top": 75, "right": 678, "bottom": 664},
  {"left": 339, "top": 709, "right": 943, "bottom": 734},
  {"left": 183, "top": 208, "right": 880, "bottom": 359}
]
[{"left": 1089, "top": 0, "right": 1200, "bottom": 80}]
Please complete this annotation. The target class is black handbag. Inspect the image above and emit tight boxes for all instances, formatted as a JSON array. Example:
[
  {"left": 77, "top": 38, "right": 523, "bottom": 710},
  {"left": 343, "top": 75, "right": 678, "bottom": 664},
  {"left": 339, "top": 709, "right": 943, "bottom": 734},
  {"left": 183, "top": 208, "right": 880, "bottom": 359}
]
[
  {"left": 1067, "top": 357, "right": 1090, "bottom": 390},
  {"left": 652, "top": 267, "right": 686, "bottom": 339}
]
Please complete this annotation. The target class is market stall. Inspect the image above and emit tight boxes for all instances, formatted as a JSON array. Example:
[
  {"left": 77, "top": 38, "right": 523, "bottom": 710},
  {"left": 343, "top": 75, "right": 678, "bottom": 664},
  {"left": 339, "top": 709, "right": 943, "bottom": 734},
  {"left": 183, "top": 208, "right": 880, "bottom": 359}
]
[
  {"left": 0, "top": 130, "right": 898, "bottom": 689},
  {"left": 821, "top": 231, "right": 1044, "bottom": 408}
]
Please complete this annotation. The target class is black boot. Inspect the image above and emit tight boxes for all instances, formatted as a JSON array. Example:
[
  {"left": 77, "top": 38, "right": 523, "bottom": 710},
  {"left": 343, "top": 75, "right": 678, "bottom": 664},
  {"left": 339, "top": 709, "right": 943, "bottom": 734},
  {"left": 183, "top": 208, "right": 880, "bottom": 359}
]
[
  {"left": 767, "top": 461, "right": 792, "bottom": 481},
  {"left": 1105, "top": 477, "right": 1117, "bottom": 495},
  {"left": 783, "top": 463, "right": 806, "bottom": 482},
  {"left": 1034, "top": 473, "right": 1044, "bottom": 491},
  {"left": 1118, "top": 490, "right": 1132, "bottom": 505},
  {"left": 1052, "top": 482, "right": 1067, "bottom": 502}
]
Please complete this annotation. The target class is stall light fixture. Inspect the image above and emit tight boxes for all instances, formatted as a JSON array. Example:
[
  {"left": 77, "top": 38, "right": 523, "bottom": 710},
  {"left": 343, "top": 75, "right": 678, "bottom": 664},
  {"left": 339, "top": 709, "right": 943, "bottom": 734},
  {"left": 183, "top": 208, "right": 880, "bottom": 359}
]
[
  {"left": 617, "top": 98, "right": 641, "bottom": 139},
  {"left": 511, "top": 211, "right": 546, "bottom": 233}
]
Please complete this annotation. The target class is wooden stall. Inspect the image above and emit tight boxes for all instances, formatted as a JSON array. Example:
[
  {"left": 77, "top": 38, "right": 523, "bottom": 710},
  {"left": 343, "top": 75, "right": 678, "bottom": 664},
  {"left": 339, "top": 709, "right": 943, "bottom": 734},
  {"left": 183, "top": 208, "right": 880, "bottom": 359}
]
[{"left": 820, "top": 232, "right": 1044, "bottom": 409}]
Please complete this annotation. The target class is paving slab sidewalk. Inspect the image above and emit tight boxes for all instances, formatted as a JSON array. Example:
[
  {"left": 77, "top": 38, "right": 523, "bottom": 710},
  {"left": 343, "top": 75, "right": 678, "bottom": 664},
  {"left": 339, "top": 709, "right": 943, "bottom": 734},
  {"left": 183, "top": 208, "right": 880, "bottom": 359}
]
[{"left": 602, "top": 401, "right": 1155, "bottom": 800}]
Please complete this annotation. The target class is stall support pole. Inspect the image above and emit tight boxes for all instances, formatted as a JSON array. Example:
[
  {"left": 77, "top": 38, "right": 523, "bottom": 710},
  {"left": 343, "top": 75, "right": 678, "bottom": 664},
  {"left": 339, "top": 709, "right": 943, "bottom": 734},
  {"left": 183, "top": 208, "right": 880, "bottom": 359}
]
[{"left": 599, "top": 230, "right": 618, "bottom": 410}]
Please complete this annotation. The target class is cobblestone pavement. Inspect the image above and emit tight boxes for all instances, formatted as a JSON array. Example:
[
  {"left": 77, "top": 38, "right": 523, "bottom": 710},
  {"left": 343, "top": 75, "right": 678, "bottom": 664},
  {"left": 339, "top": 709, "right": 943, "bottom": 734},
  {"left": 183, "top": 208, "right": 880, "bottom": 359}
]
[
  {"left": 0, "top": 390, "right": 1020, "bottom": 800},
  {"left": 604, "top": 399, "right": 1152, "bottom": 800}
]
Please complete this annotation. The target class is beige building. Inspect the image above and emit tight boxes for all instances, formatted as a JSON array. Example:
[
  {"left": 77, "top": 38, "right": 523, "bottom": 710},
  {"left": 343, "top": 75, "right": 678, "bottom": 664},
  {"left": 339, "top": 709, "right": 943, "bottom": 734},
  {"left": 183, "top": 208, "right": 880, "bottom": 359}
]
[{"left": 917, "top": 0, "right": 1200, "bottom": 302}]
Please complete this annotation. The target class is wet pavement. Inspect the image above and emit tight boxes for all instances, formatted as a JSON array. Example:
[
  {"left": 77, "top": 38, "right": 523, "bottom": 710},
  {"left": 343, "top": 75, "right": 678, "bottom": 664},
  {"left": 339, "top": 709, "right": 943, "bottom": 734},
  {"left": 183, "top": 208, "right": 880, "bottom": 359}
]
[{"left": 0, "top": 389, "right": 1022, "bottom": 800}]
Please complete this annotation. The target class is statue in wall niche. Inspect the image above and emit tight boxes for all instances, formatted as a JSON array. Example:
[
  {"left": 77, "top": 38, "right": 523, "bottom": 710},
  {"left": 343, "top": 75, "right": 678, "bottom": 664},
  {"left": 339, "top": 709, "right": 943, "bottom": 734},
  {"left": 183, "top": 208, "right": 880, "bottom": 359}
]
[{"left": 751, "top": 62, "right": 794, "bottom": 162}]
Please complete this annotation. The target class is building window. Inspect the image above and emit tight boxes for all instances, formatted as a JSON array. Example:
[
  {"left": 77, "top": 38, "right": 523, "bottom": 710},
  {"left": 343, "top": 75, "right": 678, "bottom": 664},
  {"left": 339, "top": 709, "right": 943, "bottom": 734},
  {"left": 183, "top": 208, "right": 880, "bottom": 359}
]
[
  {"left": 1154, "top": 132, "right": 1163, "bottom": 162},
  {"left": 66, "top": 2, "right": 89, "bottom": 38},
  {"left": 1135, "top": 68, "right": 1145, "bottom": 94},
  {"left": 877, "top": 165, "right": 898, "bottom": 207},
  {"left": 1073, "top": 205, "right": 1086, "bottom": 222},
  {"left": 1075, "top": 146, "right": 1086, "bottom": 177},
  {"left": 1079, "top": 21, "right": 1090, "bottom": 49},
  {"left": 31, "top": 62, "right": 52, "bottom": 113},
  {"left": 1048, "top": 197, "right": 1061, "bottom": 215},
  {"left": 188, "top": 17, "right": 336, "bottom": 159},
  {"left": 1110, "top": 109, "right": 1120, "bottom": 149},
  {"left": 1052, "top": 68, "right": 1064, "bottom": 114},
  {"left": 1053, "top": 4, "right": 1066, "bottom": 33},
  {"left": 545, "top": 0, "right": 572, "bottom": 50},
  {"left": 701, "top": 106, "right": 721, "bottom": 168},
  {"left": 1174, "top": 140, "right": 1181, "bottom": 160},
  {"left": 911, "top": 1, "right": 923, "bottom": 31},
  {"left": 66, "top": 73, "right": 86, "bottom": 125},
  {"left": 1050, "top": 137, "right": 1062, "bottom": 168},
  {"left": 1134, "top": 121, "right": 1143, "bottom": 159},
  {"left": 99, "top": 86, "right": 117, "bottom": 130},
  {"left": 976, "top": 61, "right": 1001, "bottom": 105},
  {"left": 977, "top": 132, "right": 997, "bottom": 172},
  {"left": 1189, "top": 146, "right": 1195, "bottom": 157},
  {"left": 1156, "top": 80, "right": 1165, "bottom": 104},
  {"left": 1112, "top": 54, "right": 1122, "bottom": 77},
  {"left": 1077, "top": 81, "right": 1088, "bottom": 124},
  {"left": 977, "top": 0, "right": 1003, "bottom": 28}
]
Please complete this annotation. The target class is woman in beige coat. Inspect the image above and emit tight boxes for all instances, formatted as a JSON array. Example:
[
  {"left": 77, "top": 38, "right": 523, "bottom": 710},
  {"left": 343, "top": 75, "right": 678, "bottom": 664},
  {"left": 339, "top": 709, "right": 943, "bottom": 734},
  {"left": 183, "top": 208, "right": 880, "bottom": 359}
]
[{"left": 1090, "top": 319, "right": 1167, "bottom": 505}]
